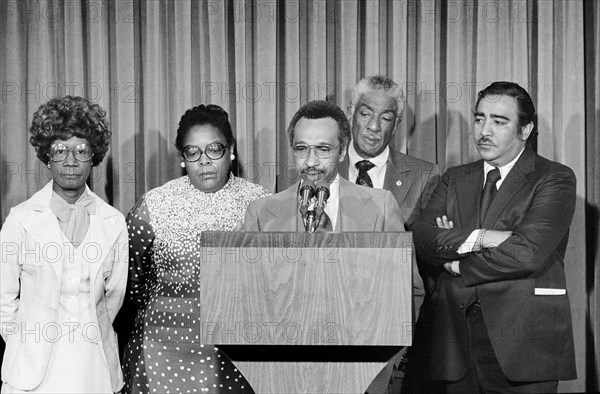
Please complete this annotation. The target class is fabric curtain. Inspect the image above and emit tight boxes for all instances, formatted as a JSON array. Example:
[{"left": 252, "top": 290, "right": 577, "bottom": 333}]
[{"left": 1, "top": 0, "right": 598, "bottom": 391}]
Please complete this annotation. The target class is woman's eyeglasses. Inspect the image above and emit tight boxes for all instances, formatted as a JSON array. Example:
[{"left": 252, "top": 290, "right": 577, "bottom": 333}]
[
  {"left": 182, "top": 143, "right": 228, "bottom": 161},
  {"left": 48, "top": 143, "right": 93, "bottom": 162}
]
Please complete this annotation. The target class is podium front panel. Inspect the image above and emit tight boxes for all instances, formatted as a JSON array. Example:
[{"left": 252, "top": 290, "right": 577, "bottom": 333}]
[{"left": 199, "top": 232, "right": 413, "bottom": 347}]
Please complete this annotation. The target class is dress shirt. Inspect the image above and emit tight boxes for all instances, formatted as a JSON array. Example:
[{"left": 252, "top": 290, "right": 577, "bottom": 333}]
[{"left": 347, "top": 143, "right": 389, "bottom": 189}]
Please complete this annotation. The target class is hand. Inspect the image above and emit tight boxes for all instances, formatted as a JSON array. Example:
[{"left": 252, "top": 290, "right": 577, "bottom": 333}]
[
  {"left": 443, "top": 261, "right": 460, "bottom": 276},
  {"left": 435, "top": 215, "right": 454, "bottom": 229},
  {"left": 436, "top": 216, "right": 459, "bottom": 276}
]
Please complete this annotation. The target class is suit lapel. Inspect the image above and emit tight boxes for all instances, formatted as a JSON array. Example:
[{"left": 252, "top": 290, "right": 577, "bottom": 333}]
[
  {"left": 264, "top": 183, "right": 303, "bottom": 231},
  {"left": 383, "top": 151, "right": 416, "bottom": 208},
  {"left": 20, "top": 183, "right": 64, "bottom": 276},
  {"left": 456, "top": 161, "right": 484, "bottom": 229},
  {"left": 22, "top": 211, "right": 65, "bottom": 277},
  {"left": 85, "top": 212, "right": 121, "bottom": 280},
  {"left": 481, "top": 149, "right": 536, "bottom": 228},
  {"left": 343, "top": 150, "right": 416, "bottom": 208},
  {"left": 338, "top": 178, "right": 378, "bottom": 231},
  {"left": 339, "top": 157, "right": 350, "bottom": 180}
]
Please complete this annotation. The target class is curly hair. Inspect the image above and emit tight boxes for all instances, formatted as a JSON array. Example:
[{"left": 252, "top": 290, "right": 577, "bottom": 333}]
[
  {"left": 174, "top": 104, "right": 235, "bottom": 152},
  {"left": 29, "top": 96, "right": 111, "bottom": 166},
  {"left": 287, "top": 100, "right": 351, "bottom": 149}
]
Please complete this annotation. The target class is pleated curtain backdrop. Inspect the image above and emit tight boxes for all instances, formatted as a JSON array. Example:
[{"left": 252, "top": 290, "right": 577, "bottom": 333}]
[{"left": 1, "top": 0, "right": 599, "bottom": 391}]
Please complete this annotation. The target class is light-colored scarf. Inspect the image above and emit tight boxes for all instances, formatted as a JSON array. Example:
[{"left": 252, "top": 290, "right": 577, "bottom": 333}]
[{"left": 49, "top": 191, "right": 96, "bottom": 245}]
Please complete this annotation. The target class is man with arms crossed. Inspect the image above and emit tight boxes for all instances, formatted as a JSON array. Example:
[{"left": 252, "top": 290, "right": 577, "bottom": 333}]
[{"left": 409, "top": 81, "right": 576, "bottom": 392}]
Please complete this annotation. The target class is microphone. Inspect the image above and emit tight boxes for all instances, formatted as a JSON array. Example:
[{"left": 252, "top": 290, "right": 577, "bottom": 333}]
[
  {"left": 314, "top": 182, "right": 330, "bottom": 209},
  {"left": 299, "top": 180, "right": 315, "bottom": 231},
  {"left": 306, "top": 210, "right": 316, "bottom": 233},
  {"left": 313, "top": 181, "right": 330, "bottom": 230}
]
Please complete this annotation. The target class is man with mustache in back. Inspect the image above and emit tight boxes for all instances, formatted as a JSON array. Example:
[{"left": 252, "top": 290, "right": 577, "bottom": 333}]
[{"left": 408, "top": 81, "right": 577, "bottom": 393}]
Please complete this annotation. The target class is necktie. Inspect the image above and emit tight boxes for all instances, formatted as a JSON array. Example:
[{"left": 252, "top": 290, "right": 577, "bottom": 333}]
[
  {"left": 479, "top": 168, "right": 501, "bottom": 224},
  {"left": 355, "top": 160, "right": 375, "bottom": 188},
  {"left": 315, "top": 211, "right": 333, "bottom": 232}
]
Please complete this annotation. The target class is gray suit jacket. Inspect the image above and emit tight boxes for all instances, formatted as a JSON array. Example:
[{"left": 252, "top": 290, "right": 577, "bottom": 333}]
[
  {"left": 340, "top": 148, "right": 438, "bottom": 228},
  {"left": 242, "top": 176, "right": 404, "bottom": 232}
]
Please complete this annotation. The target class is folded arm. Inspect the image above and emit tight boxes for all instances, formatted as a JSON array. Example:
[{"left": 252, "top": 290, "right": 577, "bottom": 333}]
[{"left": 460, "top": 169, "right": 576, "bottom": 285}]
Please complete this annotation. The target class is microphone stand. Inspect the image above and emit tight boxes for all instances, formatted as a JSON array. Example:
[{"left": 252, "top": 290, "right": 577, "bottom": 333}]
[{"left": 298, "top": 180, "right": 316, "bottom": 232}]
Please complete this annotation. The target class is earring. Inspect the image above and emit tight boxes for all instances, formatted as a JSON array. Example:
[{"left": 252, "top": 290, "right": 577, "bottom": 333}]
[
  {"left": 180, "top": 162, "right": 185, "bottom": 168},
  {"left": 47, "top": 163, "right": 51, "bottom": 169},
  {"left": 230, "top": 154, "right": 235, "bottom": 161}
]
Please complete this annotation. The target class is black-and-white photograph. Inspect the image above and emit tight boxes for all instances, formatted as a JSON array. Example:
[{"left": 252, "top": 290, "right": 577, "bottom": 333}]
[{"left": 1, "top": 1, "right": 598, "bottom": 393}]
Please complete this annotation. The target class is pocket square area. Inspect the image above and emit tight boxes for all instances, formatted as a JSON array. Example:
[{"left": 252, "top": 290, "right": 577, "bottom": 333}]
[{"left": 534, "top": 288, "right": 566, "bottom": 295}]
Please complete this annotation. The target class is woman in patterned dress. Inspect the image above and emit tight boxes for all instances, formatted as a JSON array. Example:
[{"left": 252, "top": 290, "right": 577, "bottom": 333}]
[
  {"left": 123, "top": 104, "right": 269, "bottom": 393},
  {"left": 0, "top": 96, "right": 128, "bottom": 393}
]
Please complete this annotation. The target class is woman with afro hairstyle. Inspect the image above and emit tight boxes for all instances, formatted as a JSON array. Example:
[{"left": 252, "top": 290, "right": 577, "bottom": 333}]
[{"left": 0, "top": 96, "right": 128, "bottom": 393}]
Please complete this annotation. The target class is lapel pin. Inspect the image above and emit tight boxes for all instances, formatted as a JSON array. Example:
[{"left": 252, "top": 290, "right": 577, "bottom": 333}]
[{"left": 396, "top": 181, "right": 402, "bottom": 186}]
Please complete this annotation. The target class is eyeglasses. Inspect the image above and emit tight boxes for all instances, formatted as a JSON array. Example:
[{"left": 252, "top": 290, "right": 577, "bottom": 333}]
[
  {"left": 48, "top": 143, "right": 93, "bottom": 162},
  {"left": 292, "top": 144, "right": 340, "bottom": 159},
  {"left": 182, "top": 143, "right": 228, "bottom": 161}
]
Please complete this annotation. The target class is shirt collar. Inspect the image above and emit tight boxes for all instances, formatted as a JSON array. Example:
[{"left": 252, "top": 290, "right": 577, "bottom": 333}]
[
  {"left": 483, "top": 147, "right": 525, "bottom": 187},
  {"left": 348, "top": 142, "right": 389, "bottom": 169}
]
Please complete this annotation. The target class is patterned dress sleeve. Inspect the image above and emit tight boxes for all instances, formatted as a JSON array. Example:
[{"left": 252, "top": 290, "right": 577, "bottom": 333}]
[{"left": 127, "top": 196, "right": 155, "bottom": 310}]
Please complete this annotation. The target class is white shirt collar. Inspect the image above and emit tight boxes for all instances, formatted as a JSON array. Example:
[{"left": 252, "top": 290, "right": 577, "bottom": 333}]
[
  {"left": 483, "top": 147, "right": 525, "bottom": 189},
  {"left": 347, "top": 143, "right": 389, "bottom": 189},
  {"left": 348, "top": 142, "right": 389, "bottom": 168}
]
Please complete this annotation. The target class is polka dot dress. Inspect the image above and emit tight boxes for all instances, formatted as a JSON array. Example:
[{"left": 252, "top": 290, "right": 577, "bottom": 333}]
[{"left": 122, "top": 176, "right": 270, "bottom": 394}]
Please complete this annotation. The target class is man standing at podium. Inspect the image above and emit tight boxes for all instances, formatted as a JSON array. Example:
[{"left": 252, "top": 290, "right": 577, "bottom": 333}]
[
  {"left": 340, "top": 76, "right": 438, "bottom": 394},
  {"left": 410, "top": 81, "right": 577, "bottom": 392},
  {"left": 242, "top": 99, "right": 404, "bottom": 233}
]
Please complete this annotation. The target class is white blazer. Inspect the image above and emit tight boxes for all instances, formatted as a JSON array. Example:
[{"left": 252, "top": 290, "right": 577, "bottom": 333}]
[{"left": 0, "top": 182, "right": 128, "bottom": 392}]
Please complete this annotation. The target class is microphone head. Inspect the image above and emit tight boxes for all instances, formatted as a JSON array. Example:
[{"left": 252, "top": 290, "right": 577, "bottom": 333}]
[
  {"left": 315, "top": 181, "right": 330, "bottom": 209},
  {"left": 315, "top": 182, "right": 330, "bottom": 199},
  {"left": 299, "top": 180, "right": 316, "bottom": 206}
]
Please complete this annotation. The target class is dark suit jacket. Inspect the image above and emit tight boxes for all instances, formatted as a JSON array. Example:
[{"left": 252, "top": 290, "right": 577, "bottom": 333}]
[
  {"left": 340, "top": 148, "right": 438, "bottom": 228},
  {"left": 411, "top": 148, "right": 577, "bottom": 382},
  {"left": 242, "top": 176, "right": 404, "bottom": 232}
]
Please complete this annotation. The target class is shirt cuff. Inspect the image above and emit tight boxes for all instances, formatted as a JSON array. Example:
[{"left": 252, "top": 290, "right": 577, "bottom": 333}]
[
  {"left": 457, "top": 229, "right": 481, "bottom": 254},
  {"left": 451, "top": 260, "right": 460, "bottom": 275}
]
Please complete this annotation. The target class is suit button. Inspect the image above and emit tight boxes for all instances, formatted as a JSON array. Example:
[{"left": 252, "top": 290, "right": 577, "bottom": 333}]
[{"left": 459, "top": 304, "right": 465, "bottom": 310}]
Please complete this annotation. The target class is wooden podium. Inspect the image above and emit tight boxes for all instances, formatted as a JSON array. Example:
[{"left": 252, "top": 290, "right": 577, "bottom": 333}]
[{"left": 199, "top": 232, "right": 413, "bottom": 393}]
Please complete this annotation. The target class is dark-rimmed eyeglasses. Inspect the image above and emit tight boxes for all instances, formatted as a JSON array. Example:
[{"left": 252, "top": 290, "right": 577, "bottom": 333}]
[
  {"left": 48, "top": 143, "right": 93, "bottom": 162},
  {"left": 182, "top": 143, "right": 228, "bottom": 161},
  {"left": 292, "top": 144, "right": 340, "bottom": 159}
]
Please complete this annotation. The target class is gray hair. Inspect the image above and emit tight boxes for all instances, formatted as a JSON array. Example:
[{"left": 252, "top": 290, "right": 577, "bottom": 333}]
[{"left": 348, "top": 75, "right": 405, "bottom": 125}]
